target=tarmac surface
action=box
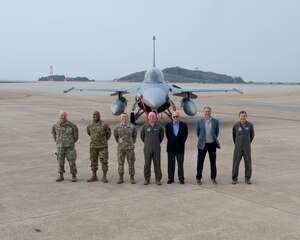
[0,86,300,240]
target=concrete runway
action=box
[0,88,299,240]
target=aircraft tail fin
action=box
[153,36,156,68]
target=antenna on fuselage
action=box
[153,35,156,68]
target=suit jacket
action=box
[165,121,188,153]
[196,118,220,150]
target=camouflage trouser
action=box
[90,147,109,172]
[56,147,77,174]
[117,148,135,176]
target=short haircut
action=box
[239,110,247,116]
[60,110,67,116]
[172,111,180,116]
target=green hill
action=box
[38,75,95,82]
[115,67,244,83]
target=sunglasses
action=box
[172,116,179,118]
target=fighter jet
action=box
[64,36,242,123]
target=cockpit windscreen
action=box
[144,69,164,83]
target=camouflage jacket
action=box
[113,123,137,150]
[52,120,78,147]
[87,120,111,148]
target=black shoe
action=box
[179,180,184,184]
[196,179,202,185]
[211,179,217,185]
[167,180,174,184]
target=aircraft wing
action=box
[170,84,243,99]
[63,86,140,96]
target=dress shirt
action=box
[173,122,179,136]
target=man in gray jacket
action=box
[232,110,254,184]
[196,106,220,185]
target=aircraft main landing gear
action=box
[130,112,136,124]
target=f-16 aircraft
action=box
[64,36,242,123]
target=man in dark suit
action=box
[165,111,188,184]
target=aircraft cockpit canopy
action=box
[144,69,164,83]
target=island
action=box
[38,75,95,82]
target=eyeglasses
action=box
[172,116,179,118]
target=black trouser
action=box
[167,152,184,181]
[196,142,217,180]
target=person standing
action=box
[52,111,79,182]
[140,112,164,185]
[232,110,255,184]
[87,111,111,183]
[113,113,137,184]
[165,111,188,184]
[196,106,220,185]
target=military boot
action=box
[87,169,98,182]
[117,175,124,184]
[102,171,108,183]
[71,174,77,182]
[56,173,64,182]
[130,175,136,184]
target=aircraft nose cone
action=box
[142,88,166,108]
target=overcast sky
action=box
[0,0,299,82]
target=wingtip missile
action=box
[63,87,75,94]
[233,88,244,94]
[172,84,182,89]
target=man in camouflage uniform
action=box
[52,111,78,182]
[87,111,111,183]
[140,112,164,186]
[113,113,137,184]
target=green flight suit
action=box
[140,123,164,181]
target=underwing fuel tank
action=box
[111,99,126,116]
[182,98,197,116]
